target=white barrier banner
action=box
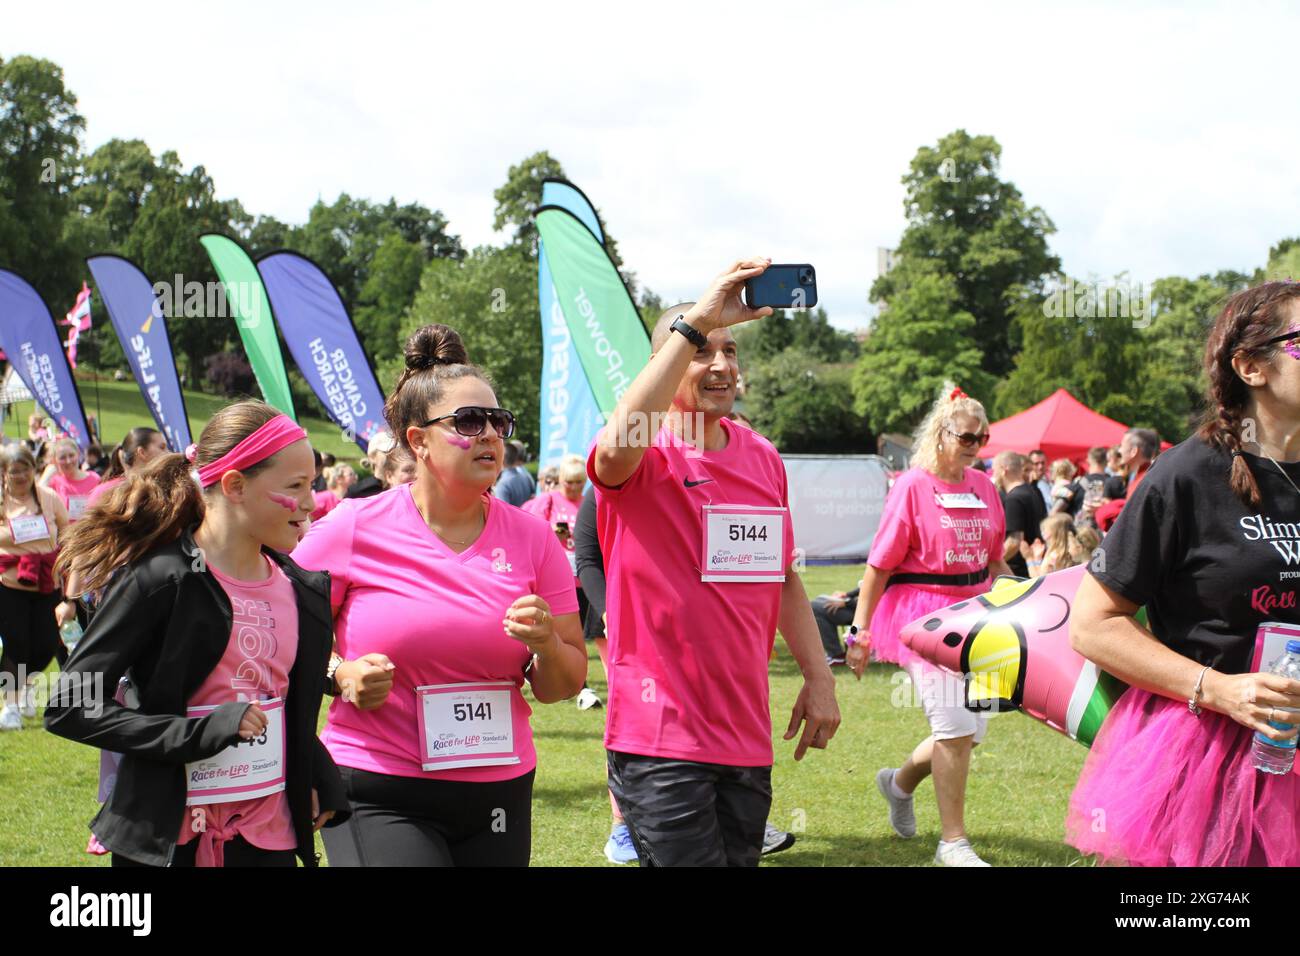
[781,455,892,561]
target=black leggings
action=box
[0,584,61,682]
[322,766,535,867]
[111,836,297,868]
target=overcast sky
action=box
[7,0,1296,330]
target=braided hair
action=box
[1197,281,1300,506]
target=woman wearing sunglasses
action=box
[846,385,1012,867]
[292,323,586,866]
[1069,282,1300,866]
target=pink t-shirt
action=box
[532,490,582,583]
[86,475,123,508]
[531,490,580,526]
[48,471,100,521]
[311,489,339,521]
[178,555,299,854]
[867,466,1006,590]
[291,484,579,782]
[588,417,796,767]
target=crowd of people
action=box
[4,264,1300,869]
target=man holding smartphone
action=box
[588,256,840,866]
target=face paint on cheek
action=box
[444,433,473,450]
[267,491,298,511]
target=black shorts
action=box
[322,765,535,867]
[0,584,60,675]
[606,750,772,867]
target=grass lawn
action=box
[4,373,366,469]
[0,566,1091,867]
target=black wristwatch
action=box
[670,315,708,348]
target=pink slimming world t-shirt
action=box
[867,466,1006,589]
[291,484,579,782]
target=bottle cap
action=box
[1287,640,1300,655]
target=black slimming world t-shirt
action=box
[1092,437,1300,674]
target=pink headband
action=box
[186,414,308,488]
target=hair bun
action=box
[406,324,468,371]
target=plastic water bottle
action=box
[1253,639,1300,774]
[59,619,83,653]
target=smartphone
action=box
[744,264,817,310]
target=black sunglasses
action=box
[421,406,516,439]
[944,426,990,448]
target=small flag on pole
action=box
[65,282,92,331]
[63,282,92,369]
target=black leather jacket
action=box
[45,527,349,866]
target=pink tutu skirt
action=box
[869,582,987,667]
[1067,687,1300,867]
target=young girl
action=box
[44,437,101,521]
[45,400,350,867]
[87,426,168,507]
[1028,513,1079,577]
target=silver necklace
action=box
[1261,448,1300,498]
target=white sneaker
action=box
[0,704,22,731]
[761,822,796,855]
[876,768,916,838]
[576,687,603,711]
[19,684,37,718]
[935,838,991,867]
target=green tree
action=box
[355,231,425,363]
[494,151,568,254]
[1137,272,1247,441]
[493,150,638,296]
[0,55,85,305]
[121,150,245,377]
[393,246,541,450]
[294,194,463,310]
[853,265,995,435]
[994,275,1144,424]
[1265,238,1300,283]
[66,138,156,252]
[737,307,856,364]
[744,349,869,453]
[872,130,1059,378]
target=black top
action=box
[573,485,606,640]
[344,475,384,499]
[1003,482,1048,577]
[44,529,350,867]
[1093,437,1300,674]
[1103,474,1127,500]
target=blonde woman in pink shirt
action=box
[293,324,587,867]
[45,438,100,522]
[847,385,1012,867]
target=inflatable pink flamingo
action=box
[899,564,1128,746]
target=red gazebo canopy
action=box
[985,388,1150,463]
